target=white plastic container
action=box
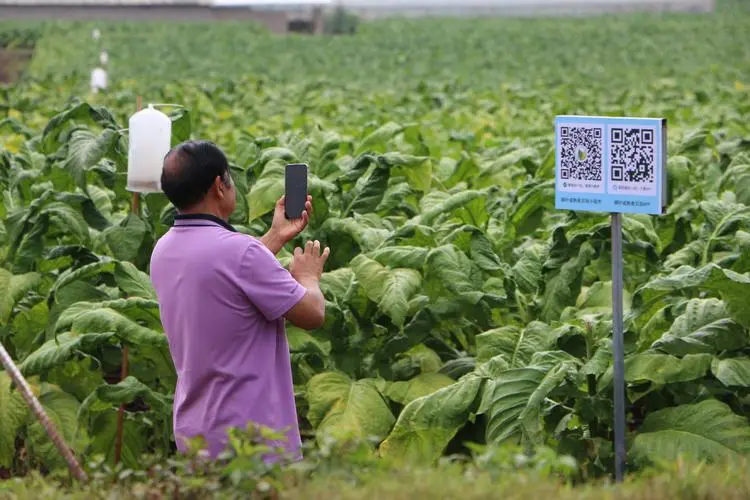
[90,67,107,93]
[126,104,172,193]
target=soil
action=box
[0,48,33,83]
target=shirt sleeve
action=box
[237,238,306,321]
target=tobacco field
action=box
[1,0,750,488]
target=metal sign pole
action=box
[0,341,88,482]
[611,212,625,482]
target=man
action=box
[149,140,329,461]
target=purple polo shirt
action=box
[149,214,306,460]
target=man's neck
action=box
[177,205,226,221]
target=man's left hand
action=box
[260,195,313,255]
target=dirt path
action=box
[0,48,33,83]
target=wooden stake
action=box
[0,342,88,482]
[114,96,142,466]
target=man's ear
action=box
[214,176,224,200]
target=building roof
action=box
[214,0,330,4]
[0,0,330,5]
[0,0,204,4]
[212,0,330,6]
[338,0,707,5]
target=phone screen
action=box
[285,163,308,219]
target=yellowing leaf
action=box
[350,254,421,326]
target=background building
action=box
[0,0,716,32]
[0,0,330,34]
[335,0,715,19]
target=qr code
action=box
[609,127,655,183]
[559,126,603,181]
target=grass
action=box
[2,458,750,500]
[287,461,750,500]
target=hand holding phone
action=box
[285,163,308,220]
[263,191,313,254]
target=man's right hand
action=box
[290,240,330,285]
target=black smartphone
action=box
[284,163,308,219]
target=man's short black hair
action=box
[161,140,232,211]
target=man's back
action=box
[150,215,305,459]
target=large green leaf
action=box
[380,153,432,192]
[169,107,191,144]
[0,269,41,325]
[55,306,165,346]
[350,254,421,326]
[247,159,286,222]
[376,182,413,213]
[417,190,483,227]
[257,147,297,167]
[385,373,455,406]
[0,372,28,467]
[40,202,90,244]
[581,338,612,380]
[63,128,119,193]
[79,376,172,419]
[444,153,479,189]
[369,246,429,269]
[19,331,116,377]
[474,354,511,379]
[88,410,147,469]
[711,357,750,388]
[41,102,118,153]
[319,268,356,301]
[464,228,504,272]
[0,117,34,137]
[478,366,568,445]
[475,322,557,366]
[509,180,554,237]
[103,215,149,263]
[698,200,750,264]
[624,352,712,385]
[720,164,750,206]
[354,122,404,155]
[306,372,394,444]
[322,216,393,252]
[651,298,747,355]
[58,297,159,318]
[346,163,390,215]
[11,301,49,358]
[287,325,330,357]
[317,379,394,443]
[114,261,158,300]
[634,264,750,328]
[632,399,750,464]
[306,371,352,427]
[518,361,575,444]
[541,243,596,322]
[88,185,114,218]
[27,384,88,471]
[379,374,483,464]
[510,242,546,294]
[425,245,484,304]
[575,281,632,316]
[49,259,116,302]
[393,344,443,374]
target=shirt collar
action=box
[173,213,237,232]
